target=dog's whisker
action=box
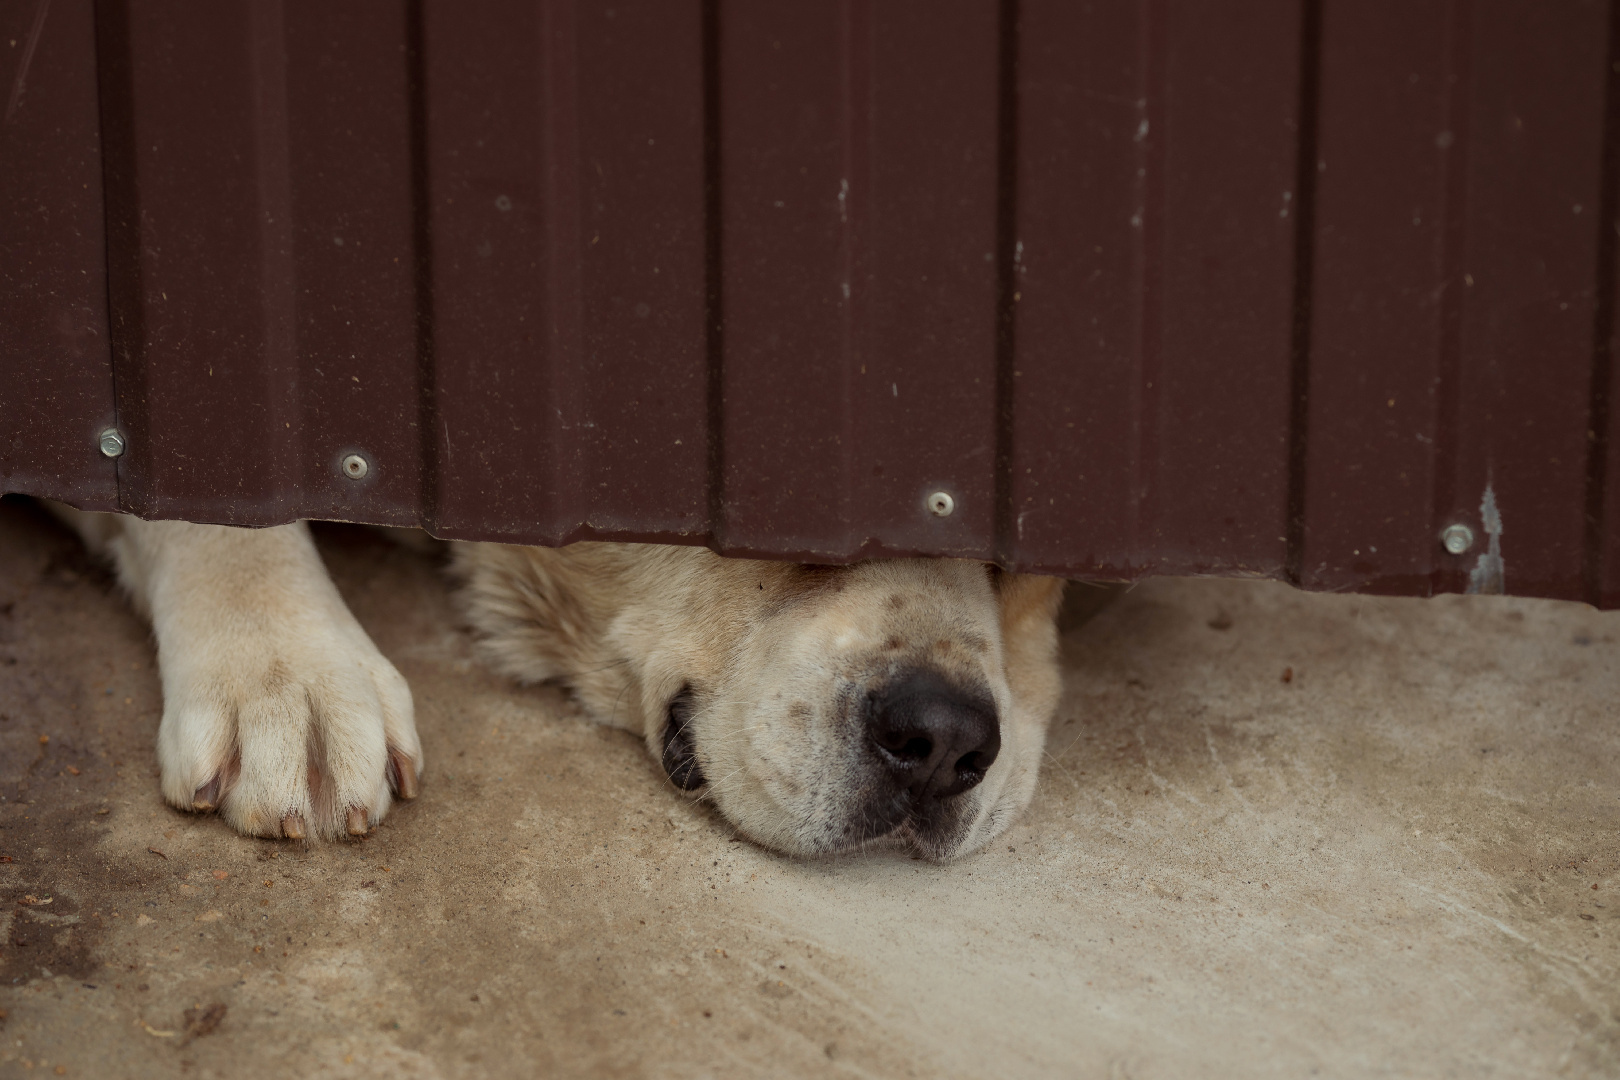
[701,764,750,795]
[567,656,632,678]
[1042,749,1082,790]
[605,675,637,731]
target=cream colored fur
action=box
[454,543,1065,858]
[49,505,1065,859]
[47,505,421,840]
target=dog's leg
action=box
[46,503,422,839]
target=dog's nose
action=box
[868,672,1000,801]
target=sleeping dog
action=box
[48,506,1066,860]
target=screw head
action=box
[1440,523,1474,555]
[927,491,955,517]
[341,453,369,480]
[98,428,126,459]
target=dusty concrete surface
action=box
[0,494,1616,1079]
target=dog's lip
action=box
[881,786,986,860]
[828,791,961,858]
[893,820,977,861]
[829,816,962,862]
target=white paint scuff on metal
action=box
[1467,484,1506,595]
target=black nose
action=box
[868,672,1000,801]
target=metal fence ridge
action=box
[4,0,1619,608]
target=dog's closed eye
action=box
[660,686,706,791]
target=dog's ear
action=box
[995,573,1066,680]
[993,572,1067,740]
[992,570,1066,632]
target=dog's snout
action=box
[869,672,1000,801]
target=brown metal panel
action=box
[1300,1,1450,597]
[98,0,421,526]
[1600,346,1620,608]
[1010,0,1302,579]
[1446,1,1608,603]
[717,0,1000,561]
[280,2,422,527]
[1602,8,1620,613]
[1008,0,1145,577]
[1596,0,1620,613]
[6,0,1617,608]
[1304,0,1609,604]
[1149,2,1301,576]
[98,0,298,522]
[421,0,708,544]
[0,0,118,509]
[1603,305,1620,606]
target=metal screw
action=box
[1440,523,1474,555]
[341,453,369,480]
[98,428,126,459]
[927,491,955,517]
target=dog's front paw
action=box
[157,611,420,840]
[136,524,422,840]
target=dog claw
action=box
[346,806,369,835]
[386,747,419,800]
[280,812,306,840]
[192,775,222,812]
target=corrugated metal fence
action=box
[4,0,1619,607]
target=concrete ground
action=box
[0,495,1615,1079]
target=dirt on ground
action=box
[0,495,1616,1078]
